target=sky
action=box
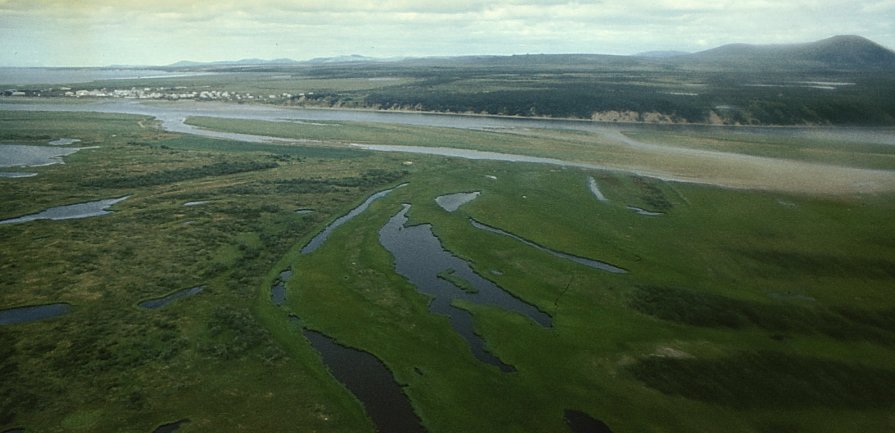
[1,0,894,67]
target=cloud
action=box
[1,0,893,66]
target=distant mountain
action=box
[686,35,895,69]
[305,54,381,64]
[634,50,689,58]
[167,58,299,68]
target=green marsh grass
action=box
[3,108,895,433]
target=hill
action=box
[686,35,895,70]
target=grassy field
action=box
[2,107,895,433]
[0,110,406,432]
[286,162,895,432]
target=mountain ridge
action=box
[685,35,895,69]
[160,35,894,70]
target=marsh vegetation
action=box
[1,85,894,433]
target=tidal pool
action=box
[138,286,204,309]
[0,196,128,225]
[469,219,627,273]
[0,144,80,167]
[564,410,613,433]
[301,326,426,433]
[379,204,551,371]
[435,191,480,212]
[301,184,406,254]
[0,303,71,325]
[270,270,293,306]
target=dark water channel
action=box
[379,204,551,371]
[301,185,405,254]
[138,286,204,309]
[270,270,292,306]
[469,219,627,274]
[297,324,426,433]
[151,419,190,433]
[564,410,614,433]
[0,303,71,325]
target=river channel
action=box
[3,100,893,146]
[4,100,894,194]
[379,204,551,371]
[301,327,426,433]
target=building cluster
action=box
[2,87,314,102]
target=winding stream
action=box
[469,219,627,274]
[301,328,426,433]
[270,270,292,306]
[379,204,551,371]
[301,185,405,254]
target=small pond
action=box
[301,184,405,254]
[379,204,551,371]
[183,201,208,207]
[564,410,613,433]
[0,196,129,225]
[0,144,80,167]
[0,303,71,325]
[435,191,480,212]
[469,219,627,274]
[151,419,190,433]
[300,325,426,433]
[270,270,293,306]
[138,286,204,309]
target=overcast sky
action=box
[1,0,894,67]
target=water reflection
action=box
[0,196,128,225]
[301,185,405,254]
[379,204,551,371]
[0,303,71,325]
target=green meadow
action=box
[2,108,895,433]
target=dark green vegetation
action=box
[12,37,894,126]
[24,36,885,126]
[0,111,404,432]
[2,105,895,433]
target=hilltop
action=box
[685,35,895,70]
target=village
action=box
[1,86,312,102]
